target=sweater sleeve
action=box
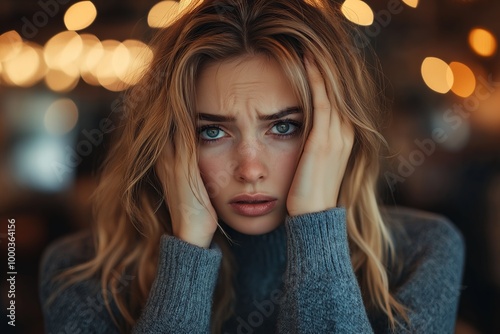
[276,207,373,333]
[39,234,222,334]
[276,207,465,334]
[385,211,466,333]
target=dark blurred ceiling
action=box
[0,0,499,44]
[0,0,498,98]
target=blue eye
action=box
[198,126,226,141]
[270,120,302,137]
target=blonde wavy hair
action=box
[53,0,409,332]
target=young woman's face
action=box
[196,54,303,235]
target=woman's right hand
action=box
[155,135,218,249]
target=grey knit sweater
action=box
[39,207,465,333]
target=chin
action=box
[221,212,284,235]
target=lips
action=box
[229,194,278,217]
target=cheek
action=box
[198,153,233,199]
[198,156,218,185]
[270,144,302,184]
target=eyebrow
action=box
[197,107,302,122]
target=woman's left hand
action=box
[286,53,355,217]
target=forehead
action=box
[195,54,298,116]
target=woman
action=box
[39,0,465,333]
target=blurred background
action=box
[0,0,498,333]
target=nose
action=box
[233,140,267,183]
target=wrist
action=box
[175,230,213,249]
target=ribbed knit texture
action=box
[219,221,287,333]
[133,235,222,333]
[39,207,465,333]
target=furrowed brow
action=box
[197,107,302,122]
[258,107,302,121]
[197,113,236,122]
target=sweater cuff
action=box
[284,207,353,279]
[143,234,222,323]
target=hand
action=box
[155,133,218,248]
[286,53,355,216]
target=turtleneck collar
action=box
[216,219,287,270]
[218,219,288,317]
[218,220,287,247]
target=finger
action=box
[174,132,207,202]
[328,103,352,148]
[302,54,353,151]
[304,53,331,135]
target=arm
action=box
[277,207,374,334]
[276,207,465,334]
[39,234,222,334]
[133,235,222,333]
[387,214,465,333]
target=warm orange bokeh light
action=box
[2,42,46,87]
[449,62,476,98]
[421,57,454,94]
[148,1,181,28]
[341,0,374,26]
[0,30,23,62]
[115,40,153,85]
[64,1,97,31]
[44,31,83,70]
[402,0,418,8]
[45,66,80,92]
[92,40,129,91]
[469,28,497,57]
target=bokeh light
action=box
[82,37,104,86]
[449,61,476,98]
[341,0,374,26]
[26,42,48,86]
[115,40,153,85]
[111,43,131,82]
[0,30,23,62]
[469,28,497,57]
[402,0,419,8]
[64,1,97,31]
[148,1,181,28]
[13,138,72,191]
[75,34,100,84]
[421,57,454,94]
[44,31,84,70]
[44,98,79,135]
[45,66,80,93]
[92,39,128,91]
[178,0,198,13]
[2,42,46,87]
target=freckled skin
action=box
[196,55,303,235]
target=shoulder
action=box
[380,206,465,282]
[39,232,126,332]
[39,230,95,290]
[381,205,465,253]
